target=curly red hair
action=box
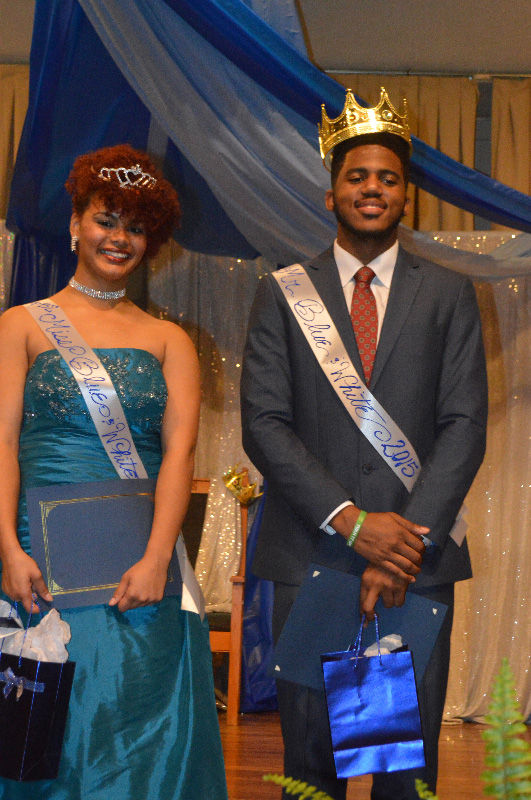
[65,144,181,258]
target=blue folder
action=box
[27,478,182,609]
[272,564,448,690]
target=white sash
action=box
[25,298,205,615]
[272,265,466,546]
[26,299,148,480]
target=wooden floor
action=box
[219,711,531,799]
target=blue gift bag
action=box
[321,617,425,778]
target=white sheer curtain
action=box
[432,232,530,723]
[148,244,272,611]
[0,221,14,311]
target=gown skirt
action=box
[0,348,228,800]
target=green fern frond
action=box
[263,773,334,799]
[481,659,531,799]
[415,778,439,798]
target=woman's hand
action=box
[109,554,170,612]
[1,546,53,613]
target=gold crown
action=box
[222,466,262,507]
[318,87,411,170]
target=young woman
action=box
[0,144,227,799]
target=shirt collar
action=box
[333,239,399,289]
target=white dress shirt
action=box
[320,239,398,534]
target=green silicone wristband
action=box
[347,510,367,548]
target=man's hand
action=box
[331,506,427,582]
[360,564,409,622]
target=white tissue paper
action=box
[0,601,71,663]
[363,633,404,657]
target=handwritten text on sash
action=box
[27,300,141,479]
[274,266,421,486]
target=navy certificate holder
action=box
[321,616,425,778]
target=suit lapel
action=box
[370,246,424,388]
[305,248,365,377]
[301,245,424,389]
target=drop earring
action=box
[71,235,79,253]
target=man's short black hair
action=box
[330,132,410,188]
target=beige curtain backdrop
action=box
[491,78,531,232]
[331,75,478,231]
[0,65,29,219]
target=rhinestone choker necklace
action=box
[69,277,126,300]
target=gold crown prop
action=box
[222,466,262,507]
[97,164,157,189]
[318,87,411,170]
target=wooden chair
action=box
[182,473,249,725]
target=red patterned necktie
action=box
[350,266,378,385]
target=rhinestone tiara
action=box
[318,87,411,170]
[97,164,157,189]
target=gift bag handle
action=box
[0,602,20,659]
[0,601,42,667]
[17,603,39,668]
[348,614,381,664]
[0,601,48,716]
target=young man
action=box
[241,88,488,800]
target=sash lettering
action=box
[273,267,421,490]
[25,300,148,480]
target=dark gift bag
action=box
[321,617,425,779]
[0,643,75,781]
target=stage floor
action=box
[219,711,531,799]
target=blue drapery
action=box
[7,0,531,304]
[163,0,531,231]
[240,489,278,713]
[7,0,266,303]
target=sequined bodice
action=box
[23,348,167,434]
[18,349,167,551]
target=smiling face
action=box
[325,143,410,261]
[70,196,147,289]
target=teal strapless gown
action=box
[0,349,228,800]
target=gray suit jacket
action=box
[241,245,488,588]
